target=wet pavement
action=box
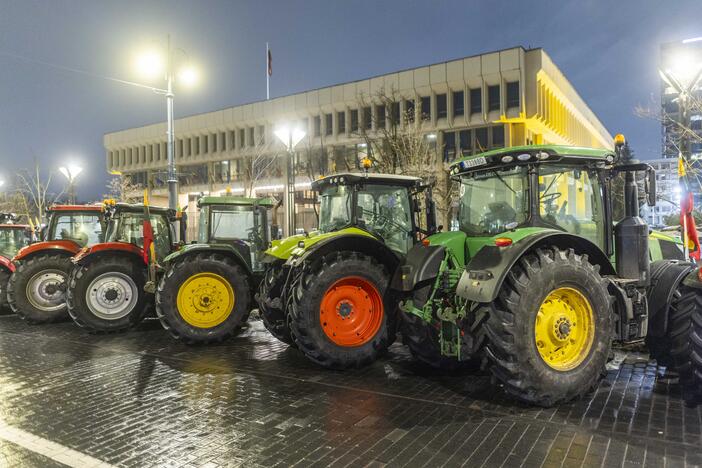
[0,313,700,468]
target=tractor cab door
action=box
[48,211,104,247]
[151,215,173,261]
[355,185,414,254]
[537,165,606,252]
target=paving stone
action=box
[0,316,700,467]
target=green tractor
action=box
[395,143,702,406]
[155,196,274,343]
[258,172,436,369]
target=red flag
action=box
[142,190,154,265]
[267,48,272,76]
[680,192,700,260]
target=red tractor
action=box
[0,214,33,310]
[66,202,178,332]
[8,205,105,323]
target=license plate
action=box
[462,156,487,168]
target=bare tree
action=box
[15,160,64,226]
[104,175,141,203]
[356,87,455,227]
[238,134,281,197]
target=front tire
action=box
[258,264,295,345]
[289,251,396,369]
[66,256,149,333]
[666,286,702,404]
[482,247,612,406]
[156,253,251,344]
[7,254,72,324]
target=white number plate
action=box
[463,156,487,168]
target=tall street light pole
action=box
[274,125,306,236]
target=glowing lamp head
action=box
[135,49,164,79]
[177,66,199,87]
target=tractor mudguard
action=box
[73,242,145,266]
[456,231,615,303]
[288,234,400,272]
[0,256,15,273]
[647,260,696,338]
[13,240,82,262]
[682,266,702,290]
[391,243,445,292]
[163,243,252,274]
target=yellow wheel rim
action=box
[534,287,594,372]
[176,272,235,329]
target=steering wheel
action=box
[540,192,562,205]
[360,208,405,233]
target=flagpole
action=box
[266,42,270,100]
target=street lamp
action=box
[134,36,199,213]
[58,165,83,204]
[274,125,306,236]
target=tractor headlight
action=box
[536,151,549,160]
[501,155,514,163]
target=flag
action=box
[142,190,154,265]
[680,192,700,261]
[267,48,272,76]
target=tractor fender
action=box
[72,242,145,266]
[390,243,445,292]
[12,240,82,263]
[682,266,702,290]
[457,232,615,303]
[0,256,15,273]
[163,244,252,274]
[646,260,696,338]
[288,234,401,273]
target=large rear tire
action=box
[156,253,251,344]
[66,256,149,333]
[7,254,72,324]
[289,251,396,369]
[666,286,702,404]
[482,247,612,406]
[258,264,295,345]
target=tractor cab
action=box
[195,196,274,273]
[101,203,176,262]
[311,173,435,255]
[0,215,33,260]
[42,205,105,247]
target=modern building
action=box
[104,46,613,235]
[642,158,680,227]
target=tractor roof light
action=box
[536,151,549,160]
[501,155,514,163]
[517,153,531,161]
[614,133,626,148]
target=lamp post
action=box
[274,125,306,236]
[58,165,83,204]
[134,36,199,212]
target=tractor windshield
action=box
[319,185,353,233]
[459,167,529,236]
[48,213,103,247]
[106,212,172,260]
[0,228,31,258]
[207,205,265,245]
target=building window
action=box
[314,115,321,137]
[337,111,346,134]
[325,113,333,135]
[443,131,456,162]
[453,91,464,117]
[390,102,400,125]
[258,126,265,145]
[459,129,470,153]
[202,135,208,154]
[405,99,415,123]
[492,125,505,148]
[420,96,431,120]
[506,81,520,109]
[470,88,482,114]
[436,93,447,119]
[239,129,245,149]
[350,109,359,132]
[487,85,500,112]
[220,132,226,151]
[475,127,488,151]
[376,105,385,129]
[192,138,199,156]
[363,106,372,130]
[248,127,255,147]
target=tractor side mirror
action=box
[647,168,656,207]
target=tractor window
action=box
[356,185,413,253]
[108,213,172,260]
[459,167,529,236]
[50,213,103,247]
[0,228,31,258]
[319,185,352,233]
[210,206,258,242]
[538,166,604,247]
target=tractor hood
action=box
[265,227,376,261]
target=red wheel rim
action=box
[319,276,384,347]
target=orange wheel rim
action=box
[319,276,384,347]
